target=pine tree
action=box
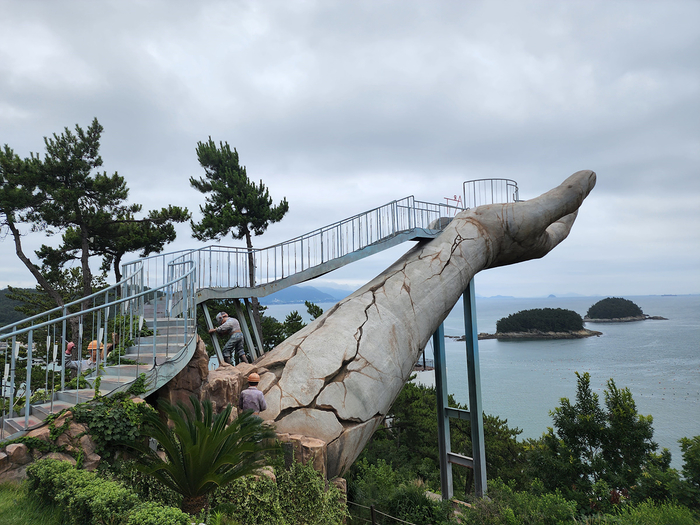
[1,119,189,304]
[190,139,289,344]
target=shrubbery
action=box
[496,307,583,333]
[211,460,347,525]
[71,390,155,458]
[586,297,643,319]
[349,459,457,524]
[461,479,576,525]
[25,458,190,525]
[124,502,191,525]
[25,457,347,525]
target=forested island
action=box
[584,297,667,322]
[477,307,602,340]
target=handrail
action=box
[0,256,197,437]
[122,196,463,292]
[0,264,145,336]
[463,178,519,209]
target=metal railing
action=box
[122,196,462,293]
[0,183,516,436]
[463,179,519,209]
[0,258,197,436]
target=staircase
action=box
[1,316,192,438]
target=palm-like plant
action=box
[129,396,277,515]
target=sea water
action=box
[264,295,700,468]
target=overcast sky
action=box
[1,0,698,298]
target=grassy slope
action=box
[0,483,62,525]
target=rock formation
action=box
[245,170,597,478]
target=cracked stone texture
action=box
[274,408,344,443]
[258,171,596,478]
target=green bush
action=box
[598,499,698,525]
[277,461,347,525]
[26,457,75,503]
[462,479,576,525]
[99,459,181,508]
[496,308,583,333]
[211,474,284,525]
[71,392,155,457]
[124,502,191,525]
[26,458,161,525]
[212,461,347,525]
[586,297,643,319]
[50,467,138,525]
[384,483,456,525]
[348,458,457,524]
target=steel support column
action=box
[243,298,264,359]
[233,299,257,361]
[434,278,487,499]
[201,303,225,365]
[463,279,487,498]
[433,322,453,498]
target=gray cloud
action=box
[1,0,698,296]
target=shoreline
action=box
[447,329,603,341]
[584,314,667,323]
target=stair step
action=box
[31,400,74,419]
[97,364,148,378]
[133,334,188,344]
[121,353,172,365]
[92,375,133,391]
[55,389,96,404]
[2,414,43,434]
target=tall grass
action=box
[0,482,63,525]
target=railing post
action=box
[9,333,16,419]
[151,292,158,369]
[25,330,32,430]
[61,308,67,391]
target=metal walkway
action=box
[0,194,464,439]
[121,195,463,301]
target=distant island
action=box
[468,307,602,340]
[584,297,667,322]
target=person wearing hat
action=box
[64,341,96,372]
[208,312,249,365]
[238,372,267,415]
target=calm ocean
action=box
[264,294,700,469]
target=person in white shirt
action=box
[208,312,248,365]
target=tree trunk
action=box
[181,494,208,516]
[114,253,123,283]
[80,225,93,301]
[8,219,65,309]
[8,218,81,344]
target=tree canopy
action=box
[190,139,289,342]
[496,307,583,333]
[0,119,189,309]
[527,372,658,510]
[586,297,644,319]
[189,139,289,245]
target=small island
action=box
[462,307,602,340]
[584,297,667,322]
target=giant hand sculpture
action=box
[254,170,596,478]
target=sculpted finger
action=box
[510,170,596,242]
